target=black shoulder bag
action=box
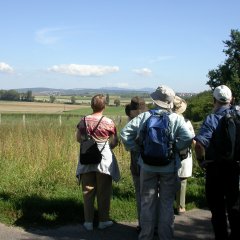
[80,116,107,165]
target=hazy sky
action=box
[0,0,239,93]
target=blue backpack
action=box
[140,110,175,166]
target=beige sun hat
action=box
[150,85,175,109]
[173,96,187,114]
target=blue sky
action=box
[0,0,239,93]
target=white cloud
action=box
[133,68,152,77]
[48,64,120,76]
[0,62,14,73]
[35,27,63,45]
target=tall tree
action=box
[24,90,34,102]
[49,95,56,103]
[114,98,120,107]
[71,96,76,104]
[207,29,240,103]
[106,93,110,105]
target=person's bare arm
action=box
[109,134,119,149]
[195,141,206,168]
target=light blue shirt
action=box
[120,109,194,173]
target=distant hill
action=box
[14,87,154,96]
[13,87,196,98]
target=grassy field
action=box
[34,95,152,106]
[0,102,206,228]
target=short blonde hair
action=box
[91,94,106,112]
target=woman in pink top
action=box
[76,94,120,231]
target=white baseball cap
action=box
[213,85,232,103]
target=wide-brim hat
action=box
[173,96,187,114]
[150,85,175,109]
[129,96,148,118]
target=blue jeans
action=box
[139,170,180,240]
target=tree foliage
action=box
[49,95,56,103]
[70,96,76,104]
[184,91,213,122]
[207,29,240,103]
[106,94,110,105]
[0,90,20,101]
[114,98,120,107]
[21,90,34,102]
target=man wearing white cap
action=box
[195,85,240,240]
[121,85,193,240]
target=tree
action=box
[0,90,20,101]
[114,98,120,107]
[71,96,76,104]
[184,91,213,122]
[49,95,56,103]
[21,90,34,102]
[26,90,34,102]
[207,29,240,103]
[106,93,110,105]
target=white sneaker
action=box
[83,222,93,231]
[98,221,113,229]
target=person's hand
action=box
[198,158,214,170]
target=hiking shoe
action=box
[98,221,113,229]
[83,222,93,231]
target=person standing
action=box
[76,94,120,231]
[173,96,195,214]
[124,96,148,232]
[121,85,194,240]
[194,85,240,240]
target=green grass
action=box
[67,105,126,117]
[0,115,206,228]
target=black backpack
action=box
[80,116,107,165]
[214,106,240,165]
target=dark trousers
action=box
[205,162,239,240]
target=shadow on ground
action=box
[0,192,84,227]
[17,210,214,240]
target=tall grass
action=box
[0,115,206,228]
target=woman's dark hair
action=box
[91,94,106,112]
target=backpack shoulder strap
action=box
[84,116,104,135]
[149,109,170,116]
[92,116,104,133]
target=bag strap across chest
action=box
[83,116,104,137]
[83,116,108,152]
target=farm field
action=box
[0,101,128,122]
[0,101,84,113]
[34,95,152,106]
